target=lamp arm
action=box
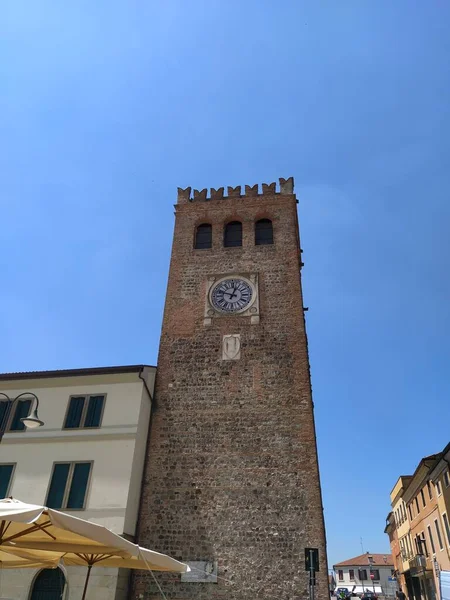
[12,392,39,408]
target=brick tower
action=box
[134,178,328,599]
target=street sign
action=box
[305,548,319,572]
[388,577,397,582]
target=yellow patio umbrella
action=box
[0,498,189,600]
[0,545,59,569]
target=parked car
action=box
[361,592,378,600]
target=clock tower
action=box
[134,178,328,599]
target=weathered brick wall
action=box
[132,179,328,600]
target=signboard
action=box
[305,548,319,572]
[181,561,218,583]
[388,577,397,582]
[440,570,450,600]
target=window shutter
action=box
[84,396,104,428]
[224,222,242,247]
[10,400,32,431]
[64,397,85,429]
[46,464,70,509]
[67,463,91,509]
[195,224,212,249]
[0,465,14,497]
[255,219,273,245]
[0,402,9,429]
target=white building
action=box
[0,365,155,600]
[333,553,397,596]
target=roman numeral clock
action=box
[204,273,260,326]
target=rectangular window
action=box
[427,481,433,500]
[428,525,436,554]
[408,534,413,556]
[435,519,444,550]
[444,472,450,488]
[421,489,426,508]
[0,399,32,432]
[359,569,367,580]
[338,570,343,581]
[436,481,442,496]
[415,497,420,514]
[63,395,105,429]
[442,513,450,547]
[372,570,380,581]
[0,464,15,497]
[46,462,92,510]
[409,504,413,520]
[420,533,429,557]
[349,570,355,580]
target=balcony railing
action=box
[409,554,428,571]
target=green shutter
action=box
[64,397,85,429]
[84,396,104,428]
[67,463,91,509]
[46,464,70,509]
[10,400,32,431]
[0,465,14,498]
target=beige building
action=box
[333,553,396,596]
[390,475,414,589]
[0,365,155,600]
[386,444,450,600]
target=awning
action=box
[340,585,383,594]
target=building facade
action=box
[386,444,450,600]
[333,553,396,596]
[389,476,414,592]
[385,512,400,590]
[133,178,329,600]
[0,365,155,600]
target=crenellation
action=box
[279,176,294,194]
[193,188,208,201]
[177,186,192,203]
[176,178,295,203]
[245,184,259,196]
[227,185,242,197]
[262,182,276,195]
[210,187,224,200]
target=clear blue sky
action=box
[2,0,450,569]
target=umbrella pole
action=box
[81,564,93,600]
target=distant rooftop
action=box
[334,553,394,568]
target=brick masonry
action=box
[132,178,328,599]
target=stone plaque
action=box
[222,334,241,360]
[180,560,218,583]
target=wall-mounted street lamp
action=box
[0,392,44,443]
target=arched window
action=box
[31,568,66,600]
[224,221,242,247]
[255,219,273,245]
[195,224,212,249]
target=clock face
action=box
[211,278,253,313]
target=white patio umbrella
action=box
[0,498,189,600]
